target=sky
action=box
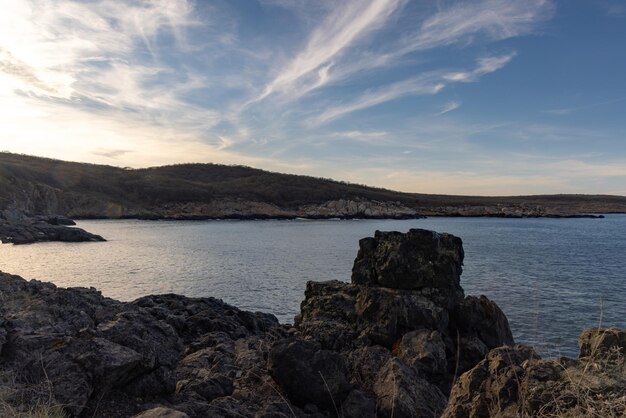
[0,0,625,196]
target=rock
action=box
[0,273,181,416]
[175,343,235,402]
[451,295,514,376]
[0,210,104,244]
[454,296,514,348]
[340,389,377,418]
[133,294,280,344]
[395,329,447,378]
[352,229,464,292]
[443,345,539,418]
[0,320,6,355]
[579,327,626,359]
[75,337,144,389]
[8,228,613,418]
[268,339,352,410]
[355,286,449,347]
[132,407,190,418]
[373,358,447,418]
[296,228,513,397]
[295,280,359,350]
[297,198,420,219]
[443,329,626,418]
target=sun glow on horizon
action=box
[1,0,625,195]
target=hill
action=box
[1,152,625,219]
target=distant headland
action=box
[1,152,625,221]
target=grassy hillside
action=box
[1,152,625,217]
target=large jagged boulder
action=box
[297,228,513,398]
[352,229,464,293]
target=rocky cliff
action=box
[0,229,623,417]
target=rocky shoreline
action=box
[101,198,609,221]
[1,228,624,417]
[0,209,105,245]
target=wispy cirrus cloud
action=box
[250,0,551,107]
[544,97,625,115]
[252,0,406,103]
[6,0,620,197]
[436,101,462,116]
[310,52,515,125]
[0,0,233,163]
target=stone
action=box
[579,327,626,359]
[295,280,359,350]
[355,286,448,347]
[268,339,352,409]
[395,329,447,378]
[0,210,104,244]
[132,407,190,418]
[351,229,464,291]
[6,228,616,418]
[346,345,394,393]
[340,389,377,418]
[442,345,540,418]
[76,337,143,389]
[373,358,447,418]
[454,295,514,349]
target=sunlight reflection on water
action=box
[1,215,625,358]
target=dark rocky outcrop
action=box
[1,228,623,417]
[442,332,626,418]
[0,209,104,244]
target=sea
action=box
[1,215,625,358]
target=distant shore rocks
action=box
[130,200,606,221]
[0,209,105,244]
[0,228,623,417]
[297,198,419,219]
[135,198,422,220]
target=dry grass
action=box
[507,338,625,417]
[0,366,66,418]
[535,337,626,418]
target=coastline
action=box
[1,228,624,417]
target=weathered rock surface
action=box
[136,198,422,220]
[297,198,419,219]
[0,209,104,244]
[296,229,512,398]
[442,335,626,418]
[0,271,282,417]
[1,228,623,417]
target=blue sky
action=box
[0,0,625,195]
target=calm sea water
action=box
[1,216,624,358]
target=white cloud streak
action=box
[0,0,253,168]
[253,0,406,102]
[311,53,515,125]
[251,0,551,105]
[436,101,462,116]
[544,97,625,115]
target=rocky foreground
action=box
[0,209,105,244]
[0,229,624,417]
